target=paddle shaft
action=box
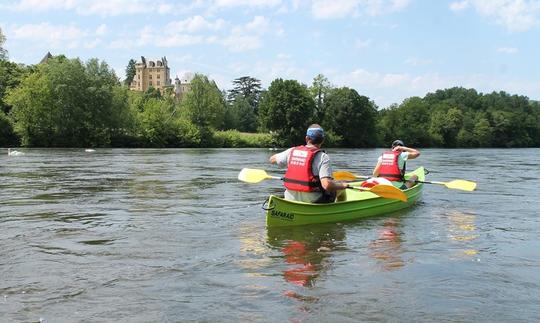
[332,170,476,191]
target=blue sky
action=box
[1,0,539,108]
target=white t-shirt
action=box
[274,146,333,203]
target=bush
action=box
[212,130,272,148]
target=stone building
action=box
[130,56,172,93]
[174,72,194,101]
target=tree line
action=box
[1,28,539,148]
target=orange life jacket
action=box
[378,150,404,181]
[283,145,321,192]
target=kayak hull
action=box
[265,167,425,227]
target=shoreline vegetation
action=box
[1,54,539,149]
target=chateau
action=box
[130,56,171,92]
[130,56,192,100]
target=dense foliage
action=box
[7,57,129,147]
[124,59,136,86]
[324,87,378,147]
[377,87,540,148]
[0,27,7,60]
[258,78,316,147]
[0,48,538,148]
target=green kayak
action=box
[264,167,425,227]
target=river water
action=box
[1,148,539,322]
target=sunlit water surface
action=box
[1,148,539,322]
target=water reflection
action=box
[447,211,479,257]
[267,224,346,289]
[369,218,405,271]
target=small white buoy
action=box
[85,149,96,152]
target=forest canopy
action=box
[1,52,539,148]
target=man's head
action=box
[391,139,404,148]
[306,124,325,145]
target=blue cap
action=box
[306,127,324,139]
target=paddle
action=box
[332,170,477,192]
[238,168,282,183]
[238,168,408,202]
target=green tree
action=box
[181,74,225,145]
[0,111,17,146]
[124,58,136,86]
[428,106,463,147]
[309,74,332,122]
[472,115,492,147]
[377,97,432,147]
[0,60,30,113]
[143,86,162,101]
[258,78,315,146]
[227,76,262,114]
[7,56,127,147]
[323,87,377,147]
[137,98,177,147]
[222,95,257,132]
[0,27,7,60]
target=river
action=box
[1,148,539,322]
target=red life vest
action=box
[283,145,322,192]
[378,150,404,181]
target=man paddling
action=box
[372,139,420,189]
[269,124,347,203]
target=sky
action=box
[1,0,540,108]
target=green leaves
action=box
[6,56,128,147]
[181,74,225,145]
[323,87,377,147]
[258,78,315,146]
[378,87,540,148]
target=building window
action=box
[149,81,153,86]
[157,81,160,86]
[149,74,152,79]
[157,74,160,79]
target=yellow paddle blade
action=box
[333,171,359,181]
[238,168,271,183]
[238,168,283,183]
[445,180,477,191]
[350,184,408,202]
[369,185,408,202]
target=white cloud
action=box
[221,34,262,52]
[329,68,452,106]
[405,57,433,66]
[450,0,469,11]
[497,46,519,53]
[311,0,412,19]
[167,16,227,33]
[8,23,86,43]
[363,0,413,16]
[220,16,275,52]
[108,15,273,52]
[355,38,372,49]
[454,0,540,32]
[311,0,359,19]
[327,66,540,107]
[81,1,148,16]
[95,24,107,36]
[84,39,102,49]
[6,0,189,16]
[245,16,271,31]
[213,0,282,8]
[9,0,77,11]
